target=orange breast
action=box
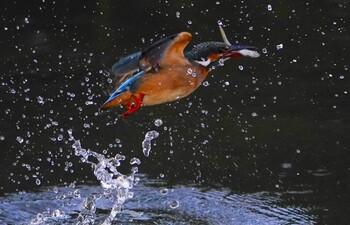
[102,64,209,109]
[100,90,133,109]
[136,65,209,106]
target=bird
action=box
[101,21,260,118]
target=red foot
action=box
[121,93,145,118]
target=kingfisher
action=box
[101,21,260,118]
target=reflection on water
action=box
[0,178,316,225]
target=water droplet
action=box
[262,48,267,54]
[218,58,225,66]
[131,166,138,173]
[276,44,284,50]
[154,119,163,127]
[73,189,81,198]
[281,163,292,169]
[142,131,159,157]
[16,136,24,143]
[267,4,273,11]
[34,213,44,222]
[36,178,41,185]
[36,96,45,105]
[57,134,63,141]
[187,20,192,25]
[53,186,59,193]
[160,188,168,195]
[51,209,63,218]
[130,157,141,165]
[0,135,5,141]
[251,112,258,117]
[238,65,244,70]
[24,17,29,24]
[186,68,193,75]
[145,131,159,140]
[175,11,180,18]
[170,200,180,209]
[202,81,210,87]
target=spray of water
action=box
[29,120,161,224]
[67,129,139,225]
[142,130,159,157]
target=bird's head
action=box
[186,21,260,68]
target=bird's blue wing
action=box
[110,32,192,89]
[102,70,145,106]
[110,52,142,88]
[112,52,141,76]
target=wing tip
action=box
[177,32,192,42]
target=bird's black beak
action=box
[218,20,260,58]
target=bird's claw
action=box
[121,93,145,118]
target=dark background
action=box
[0,0,349,223]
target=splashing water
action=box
[28,128,160,224]
[68,129,139,225]
[142,131,159,157]
[29,208,67,225]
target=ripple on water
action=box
[0,177,317,225]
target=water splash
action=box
[142,131,159,157]
[29,208,67,224]
[68,129,139,225]
[29,128,158,224]
[4,181,317,225]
